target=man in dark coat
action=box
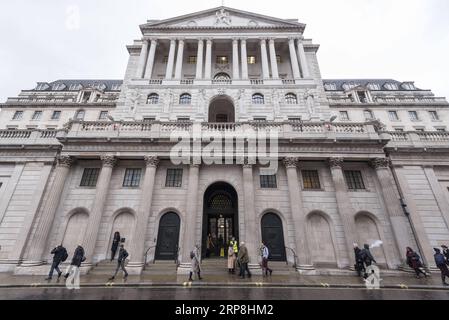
[109,243,129,281]
[64,245,86,279]
[45,245,67,280]
[361,244,377,267]
[442,245,449,262]
[110,232,121,261]
[353,244,365,277]
[237,242,251,279]
[434,248,449,286]
[406,247,427,278]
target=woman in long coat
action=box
[227,244,236,274]
[110,231,121,261]
[406,247,427,278]
[189,250,202,281]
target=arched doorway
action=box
[108,211,135,253]
[261,213,286,261]
[155,212,181,260]
[62,211,88,255]
[208,96,235,123]
[202,182,238,258]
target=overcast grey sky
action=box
[0,0,448,101]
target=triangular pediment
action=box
[141,6,305,30]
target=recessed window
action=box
[344,171,366,190]
[429,111,439,121]
[247,56,256,64]
[12,111,24,120]
[276,55,282,64]
[260,175,277,188]
[123,169,142,187]
[409,111,419,121]
[388,111,399,121]
[188,56,197,64]
[99,111,108,120]
[80,168,100,187]
[252,93,264,105]
[285,93,298,104]
[163,56,169,63]
[216,56,229,64]
[32,111,42,121]
[339,111,350,121]
[165,169,183,188]
[51,111,61,120]
[75,110,85,120]
[364,110,374,120]
[81,92,92,103]
[357,91,369,103]
[302,170,321,190]
[253,117,266,122]
[147,93,159,104]
[179,93,192,105]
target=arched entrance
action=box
[208,96,235,123]
[155,212,181,260]
[63,211,88,255]
[261,213,286,261]
[202,182,238,258]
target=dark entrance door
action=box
[261,213,286,261]
[155,212,180,260]
[202,183,238,259]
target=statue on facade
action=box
[215,8,232,26]
[271,89,281,118]
[305,90,316,116]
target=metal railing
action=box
[143,245,157,270]
[284,246,298,270]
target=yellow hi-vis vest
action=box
[231,240,238,253]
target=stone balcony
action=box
[383,131,449,149]
[328,96,448,106]
[0,129,62,146]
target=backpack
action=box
[435,253,445,266]
[61,248,68,262]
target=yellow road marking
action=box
[320,283,330,288]
[399,284,409,289]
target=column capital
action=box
[205,38,213,45]
[259,38,268,43]
[328,157,344,169]
[197,38,205,43]
[177,38,185,43]
[144,156,159,167]
[190,163,201,169]
[370,158,391,170]
[100,155,116,168]
[283,157,298,168]
[169,38,177,44]
[268,38,276,44]
[149,38,158,45]
[232,38,239,44]
[242,157,254,169]
[240,38,248,44]
[57,155,75,168]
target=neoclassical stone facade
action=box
[0,7,449,275]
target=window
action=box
[276,55,282,64]
[364,110,374,120]
[99,111,108,120]
[188,56,197,64]
[429,111,439,121]
[357,91,369,103]
[415,128,425,132]
[253,117,266,122]
[285,93,298,104]
[143,117,156,122]
[260,175,277,188]
[339,111,350,121]
[177,117,190,122]
[179,93,192,105]
[165,169,183,187]
[81,92,91,103]
[252,93,264,104]
[80,168,100,187]
[302,170,321,190]
[51,111,61,120]
[75,110,85,120]
[69,84,83,91]
[436,128,447,132]
[402,83,416,90]
[111,84,122,91]
[12,111,24,120]
[35,83,50,91]
[123,169,142,187]
[288,117,302,122]
[367,83,381,91]
[344,171,366,190]
[409,111,419,121]
[394,128,404,132]
[31,111,42,121]
[163,56,169,63]
[388,111,399,121]
[247,56,256,64]
[147,93,159,104]
[216,56,229,64]
[384,83,398,90]
[324,83,337,91]
[52,83,66,91]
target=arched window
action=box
[214,73,231,80]
[252,93,265,105]
[147,93,159,104]
[285,93,298,104]
[75,109,85,120]
[179,93,192,105]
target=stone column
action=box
[128,156,159,270]
[328,158,357,267]
[179,164,200,272]
[288,38,301,79]
[371,158,410,267]
[240,39,249,80]
[144,39,158,79]
[174,39,185,80]
[25,156,75,265]
[136,39,149,79]
[84,155,116,263]
[195,39,204,80]
[260,39,270,80]
[423,165,449,231]
[283,158,313,269]
[268,38,279,79]
[232,39,240,80]
[296,39,310,78]
[205,39,213,80]
[165,39,177,79]
[242,163,260,270]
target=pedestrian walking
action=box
[406,247,427,278]
[227,243,236,274]
[109,243,129,281]
[230,236,239,258]
[45,244,68,281]
[64,244,86,279]
[260,242,273,277]
[237,242,251,279]
[110,231,121,261]
[434,248,449,286]
[206,233,214,258]
[189,249,202,281]
[353,243,365,277]
[442,245,449,262]
[360,244,376,278]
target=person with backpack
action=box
[45,244,68,281]
[64,244,86,279]
[260,241,273,277]
[434,248,449,286]
[353,243,365,277]
[406,247,427,278]
[109,243,129,281]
